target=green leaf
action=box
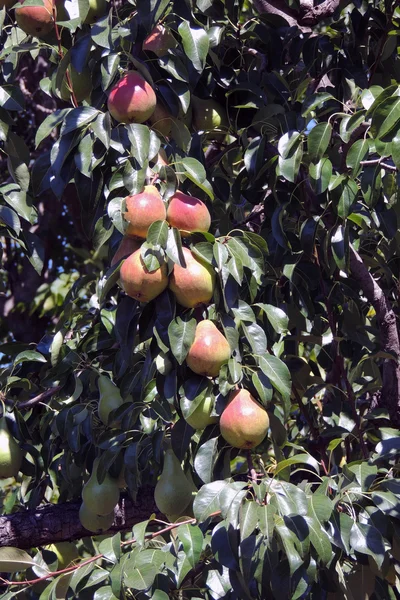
[13,350,46,365]
[61,107,98,136]
[346,139,369,176]
[0,205,20,235]
[0,547,36,573]
[178,524,203,568]
[370,95,400,140]
[309,158,332,194]
[193,480,228,521]
[273,454,320,477]
[278,142,303,183]
[258,355,291,404]
[126,124,150,168]
[307,122,331,162]
[178,21,209,73]
[278,131,301,159]
[329,175,358,219]
[275,516,303,575]
[350,522,385,568]
[35,109,71,147]
[255,303,289,334]
[331,224,348,271]
[168,316,196,365]
[304,516,332,564]
[146,220,169,248]
[240,501,259,540]
[301,93,335,116]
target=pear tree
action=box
[1,0,400,598]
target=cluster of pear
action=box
[112,185,216,307]
[154,389,270,519]
[3,0,108,37]
[77,375,126,532]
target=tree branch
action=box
[349,247,400,424]
[17,387,61,410]
[0,488,160,549]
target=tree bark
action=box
[349,247,400,425]
[0,488,160,549]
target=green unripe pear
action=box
[79,502,114,533]
[154,449,193,518]
[185,395,219,429]
[0,417,23,478]
[83,0,107,24]
[46,542,79,568]
[97,374,123,425]
[82,458,120,515]
[60,65,92,103]
[192,96,228,139]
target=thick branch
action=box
[299,0,341,25]
[349,247,400,424]
[252,0,300,27]
[253,0,344,27]
[0,488,159,549]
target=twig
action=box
[246,450,258,487]
[360,159,397,172]
[18,386,61,410]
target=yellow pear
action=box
[97,375,123,425]
[169,247,215,308]
[79,502,114,533]
[82,458,120,515]
[154,449,193,518]
[186,320,230,377]
[0,417,23,478]
[185,395,218,429]
[220,389,269,449]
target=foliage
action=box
[1,0,400,598]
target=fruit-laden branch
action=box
[349,247,400,425]
[0,488,159,549]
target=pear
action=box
[45,542,78,568]
[0,417,23,478]
[148,102,173,138]
[82,458,120,515]
[185,395,218,429]
[186,320,231,377]
[220,389,269,449]
[107,71,156,124]
[142,24,177,57]
[79,502,114,533]
[169,247,215,308]
[83,0,107,24]
[111,236,141,267]
[154,449,193,518]
[120,248,168,303]
[124,185,166,238]
[60,65,92,103]
[15,0,54,37]
[97,375,123,425]
[166,191,211,237]
[192,96,228,140]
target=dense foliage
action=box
[1,0,400,598]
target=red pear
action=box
[167,191,211,237]
[142,24,177,57]
[124,185,166,239]
[169,247,215,308]
[186,320,230,377]
[120,248,168,303]
[107,71,156,124]
[15,0,54,37]
[220,389,269,449]
[111,237,141,267]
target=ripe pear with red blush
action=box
[16,0,54,37]
[120,248,168,303]
[167,191,211,237]
[169,247,215,308]
[124,186,166,239]
[107,71,156,124]
[111,237,141,267]
[142,24,176,57]
[220,389,269,449]
[187,320,230,377]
